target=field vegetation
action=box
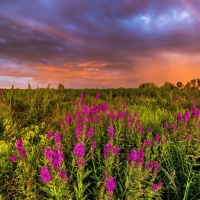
[1,80,200,199]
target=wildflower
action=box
[87,127,94,138]
[155,134,160,143]
[171,123,177,130]
[19,149,27,158]
[54,131,61,143]
[96,92,100,99]
[16,138,23,151]
[76,159,85,165]
[108,126,114,137]
[46,131,53,139]
[10,155,17,162]
[59,169,67,180]
[73,142,84,157]
[143,139,152,148]
[163,122,168,130]
[153,161,159,175]
[106,177,116,193]
[112,147,121,156]
[40,166,51,183]
[91,141,97,149]
[176,113,182,121]
[130,149,137,161]
[147,126,152,132]
[152,182,163,191]
[134,111,138,117]
[187,134,192,140]
[146,161,154,170]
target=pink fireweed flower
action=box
[106,177,116,193]
[147,126,152,132]
[146,161,154,170]
[87,127,94,138]
[176,113,182,122]
[152,182,163,191]
[108,126,114,137]
[172,123,177,130]
[101,103,109,112]
[96,92,100,99]
[46,131,53,139]
[59,169,67,180]
[187,134,192,140]
[134,111,138,117]
[19,149,27,159]
[153,161,159,175]
[40,166,51,183]
[10,155,17,162]
[76,159,85,165]
[54,131,61,143]
[163,122,168,130]
[16,138,23,151]
[112,147,121,156]
[65,112,72,125]
[73,142,84,157]
[155,134,160,143]
[91,141,97,149]
[143,139,152,148]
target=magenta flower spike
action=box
[10,155,17,162]
[40,166,51,183]
[54,131,61,143]
[73,142,85,158]
[108,126,114,137]
[106,177,116,193]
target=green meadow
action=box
[1,85,200,199]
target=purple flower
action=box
[19,149,27,158]
[16,138,23,151]
[52,157,62,169]
[46,131,53,139]
[106,177,116,193]
[134,111,138,117]
[143,139,152,148]
[10,155,17,162]
[44,147,55,161]
[73,142,85,157]
[164,122,168,130]
[91,141,97,149]
[76,159,85,165]
[147,126,152,132]
[172,123,177,130]
[187,134,192,140]
[152,182,163,191]
[146,161,154,170]
[176,113,182,121]
[59,169,67,180]
[112,147,121,156]
[108,126,114,137]
[54,131,61,143]
[130,149,137,161]
[40,166,51,183]
[155,134,160,143]
[96,92,100,99]
[87,127,94,138]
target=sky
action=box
[0,0,200,89]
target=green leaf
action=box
[82,170,92,181]
[40,186,55,197]
[57,190,70,198]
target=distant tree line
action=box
[139,79,200,90]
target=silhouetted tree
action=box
[185,82,191,90]
[190,79,197,88]
[58,84,64,90]
[176,82,183,90]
